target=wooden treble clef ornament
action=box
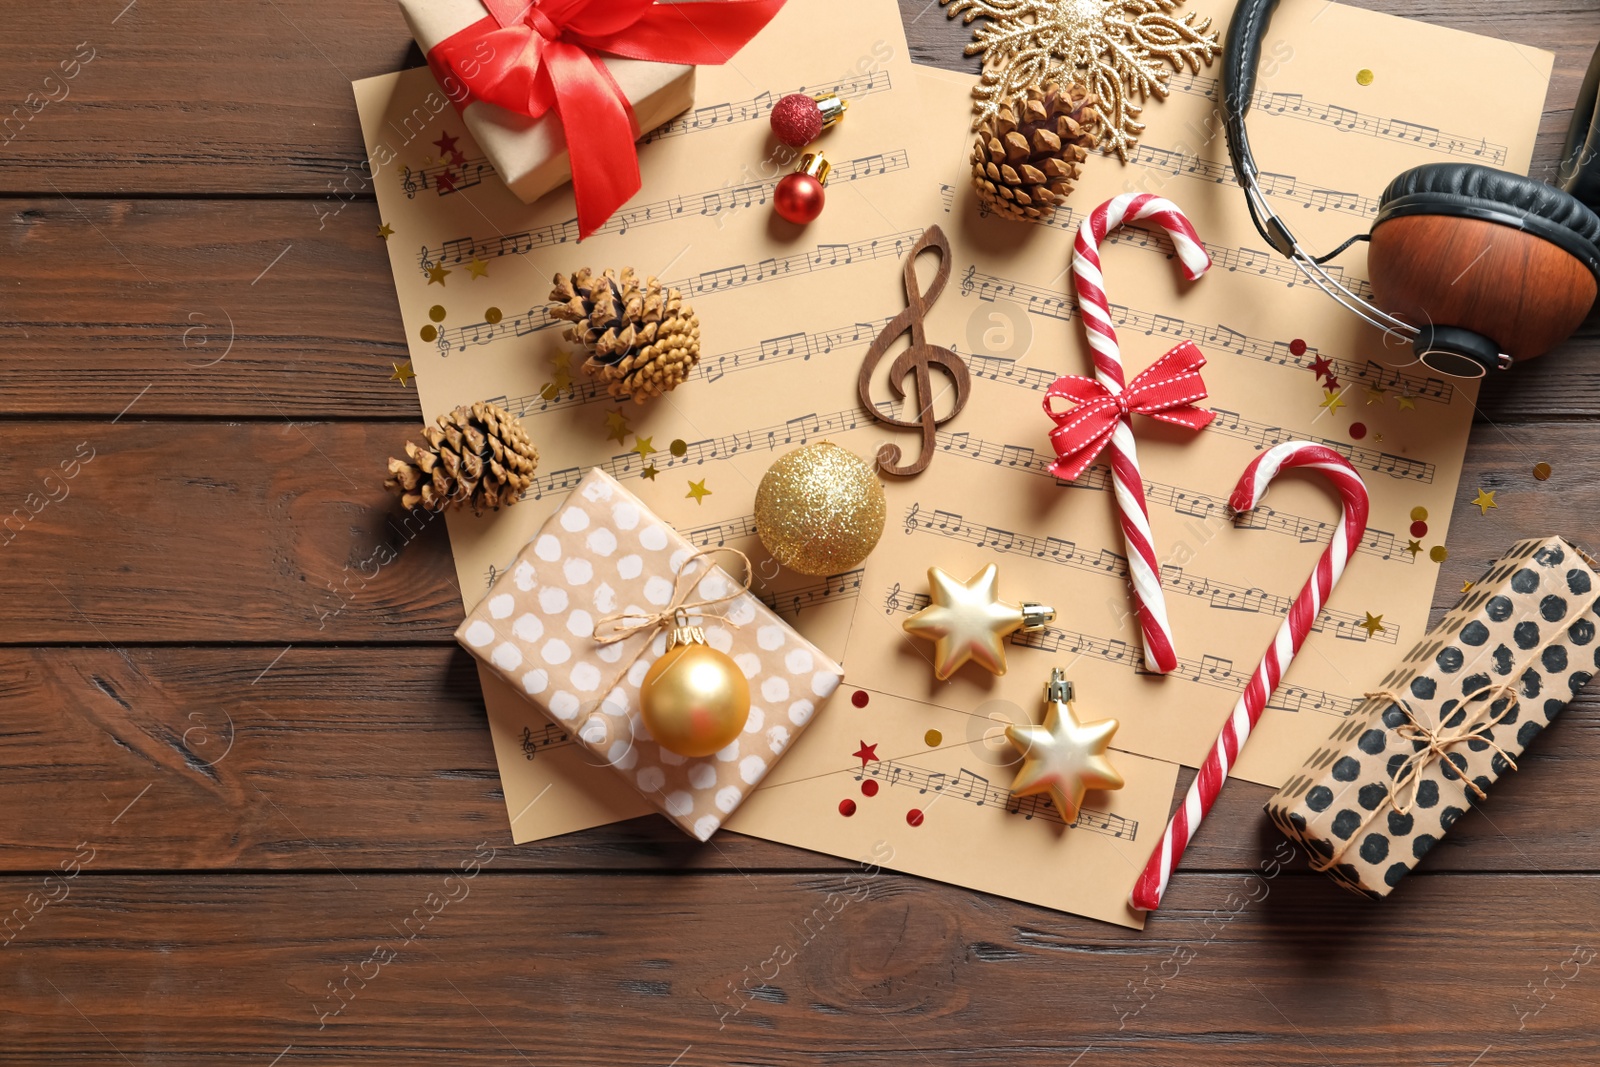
[857,226,970,477]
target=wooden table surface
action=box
[4,1,1600,1063]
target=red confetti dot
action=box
[1289,338,1307,356]
[1410,520,1428,538]
[906,808,925,827]
[861,780,879,797]
[1349,422,1366,440]
[851,690,869,708]
[838,799,857,817]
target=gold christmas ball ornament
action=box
[638,622,750,758]
[754,442,886,576]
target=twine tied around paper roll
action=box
[1305,596,1591,874]
[591,546,754,696]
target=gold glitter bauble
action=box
[755,442,886,577]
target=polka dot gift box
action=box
[1267,537,1600,899]
[455,468,844,841]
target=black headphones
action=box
[1225,0,1600,377]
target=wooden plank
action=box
[0,1,1595,194]
[0,645,1595,876]
[0,419,1593,643]
[0,872,1595,1063]
[4,196,1600,419]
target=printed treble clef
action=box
[959,264,976,297]
[402,166,419,199]
[883,582,901,616]
[903,502,920,535]
[856,225,970,477]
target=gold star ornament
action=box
[902,563,1053,680]
[1005,669,1124,824]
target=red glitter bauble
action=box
[771,93,823,147]
[775,173,826,224]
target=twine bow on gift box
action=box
[591,546,753,687]
[428,0,787,238]
[1042,339,1214,482]
[1304,590,1591,876]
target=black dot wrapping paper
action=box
[1266,536,1600,899]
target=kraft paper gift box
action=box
[1267,536,1600,898]
[398,0,695,207]
[455,468,844,840]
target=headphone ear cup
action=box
[1369,164,1599,366]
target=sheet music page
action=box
[749,6,1551,812]
[353,0,943,844]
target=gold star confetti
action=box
[1472,488,1497,515]
[1319,388,1346,413]
[1373,433,1384,443]
[1364,384,1387,405]
[641,465,659,480]
[1406,539,1423,558]
[1004,672,1123,824]
[1396,392,1417,411]
[467,257,488,279]
[632,436,657,459]
[1360,612,1385,637]
[1462,581,1475,593]
[377,222,395,240]
[604,409,631,444]
[426,263,451,286]
[540,383,560,401]
[389,361,415,386]
[686,479,711,503]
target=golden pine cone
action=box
[548,267,702,404]
[385,400,539,514]
[971,82,1100,223]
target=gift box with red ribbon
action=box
[401,0,786,237]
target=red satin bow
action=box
[428,0,786,238]
[1043,340,1215,481]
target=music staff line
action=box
[487,315,898,419]
[958,265,1453,406]
[432,229,924,356]
[901,503,1397,643]
[852,757,1138,836]
[883,587,1360,719]
[417,150,911,271]
[1171,71,1508,165]
[399,70,893,198]
[1130,145,1380,219]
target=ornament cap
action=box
[813,93,847,129]
[797,152,831,185]
[1044,667,1073,704]
[665,614,708,652]
[1021,603,1055,631]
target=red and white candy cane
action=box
[1072,193,1212,674]
[1130,441,1370,912]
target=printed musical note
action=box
[955,270,1453,406]
[900,502,1395,641]
[1169,71,1508,165]
[430,230,922,356]
[416,150,910,274]
[829,752,1137,836]
[857,226,970,477]
[519,722,573,760]
[880,587,1360,718]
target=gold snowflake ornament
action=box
[944,0,1221,160]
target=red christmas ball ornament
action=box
[774,153,830,225]
[769,92,847,148]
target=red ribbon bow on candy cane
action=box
[428,0,786,238]
[1043,340,1215,481]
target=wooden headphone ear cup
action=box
[1368,215,1596,364]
